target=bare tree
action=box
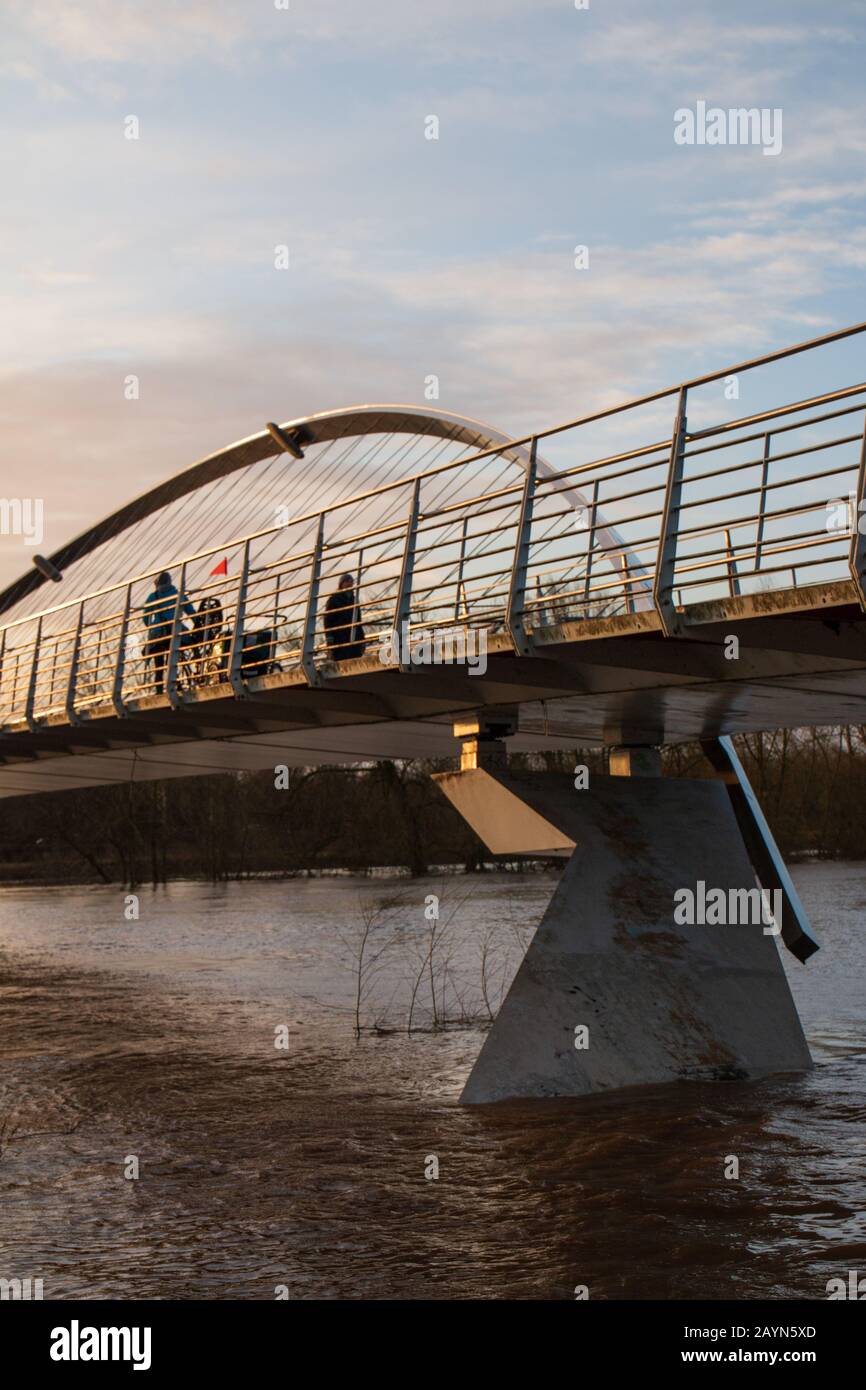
[338,891,406,1037]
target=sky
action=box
[1,0,865,588]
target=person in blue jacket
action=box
[142,571,194,694]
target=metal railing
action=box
[2,322,865,730]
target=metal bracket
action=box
[701,735,820,963]
[266,421,305,461]
[654,387,688,636]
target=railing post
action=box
[535,576,549,628]
[271,568,282,633]
[392,477,421,671]
[301,516,325,686]
[849,409,866,609]
[166,561,188,707]
[64,602,84,725]
[93,626,103,702]
[620,553,635,614]
[112,583,132,716]
[47,630,60,710]
[506,437,537,655]
[228,543,250,696]
[454,516,468,622]
[354,547,365,656]
[653,386,688,636]
[10,650,21,721]
[24,616,42,731]
[755,431,771,572]
[724,528,741,598]
[581,478,599,611]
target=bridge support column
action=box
[433,765,813,1104]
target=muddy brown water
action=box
[0,865,863,1300]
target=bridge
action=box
[2,321,865,1102]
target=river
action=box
[0,862,863,1300]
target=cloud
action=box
[1,200,859,587]
[4,0,562,76]
[6,0,250,67]
[578,15,853,86]
[0,58,70,100]
[1,0,864,597]
[20,265,95,287]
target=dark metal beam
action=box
[700,735,820,964]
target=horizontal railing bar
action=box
[673,492,849,542]
[680,432,862,491]
[686,380,866,441]
[674,546,845,591]
[530,445,671,493]
[536,465,668,511]
[534,479,667,524]
[674,520,843,565]
[673,534,838,577]
[682,395,866,461]
[675,455,857,513]
[528,547,657,585]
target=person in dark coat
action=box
[323,573,365,661]
[142,570,194,694]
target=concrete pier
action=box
[434,768,813,1104]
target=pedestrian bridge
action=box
[4,322,863,1101]
[1,321,865,800]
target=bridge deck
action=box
[1,579,864,798]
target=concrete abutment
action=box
[434,757,813,1104]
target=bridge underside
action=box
[1,581,864,799]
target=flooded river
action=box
[0,863,864,1300]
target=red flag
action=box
[210,557,228,577]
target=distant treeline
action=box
[0,726,864,886]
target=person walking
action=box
[142,570,194,694]
[323,573,365,661]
